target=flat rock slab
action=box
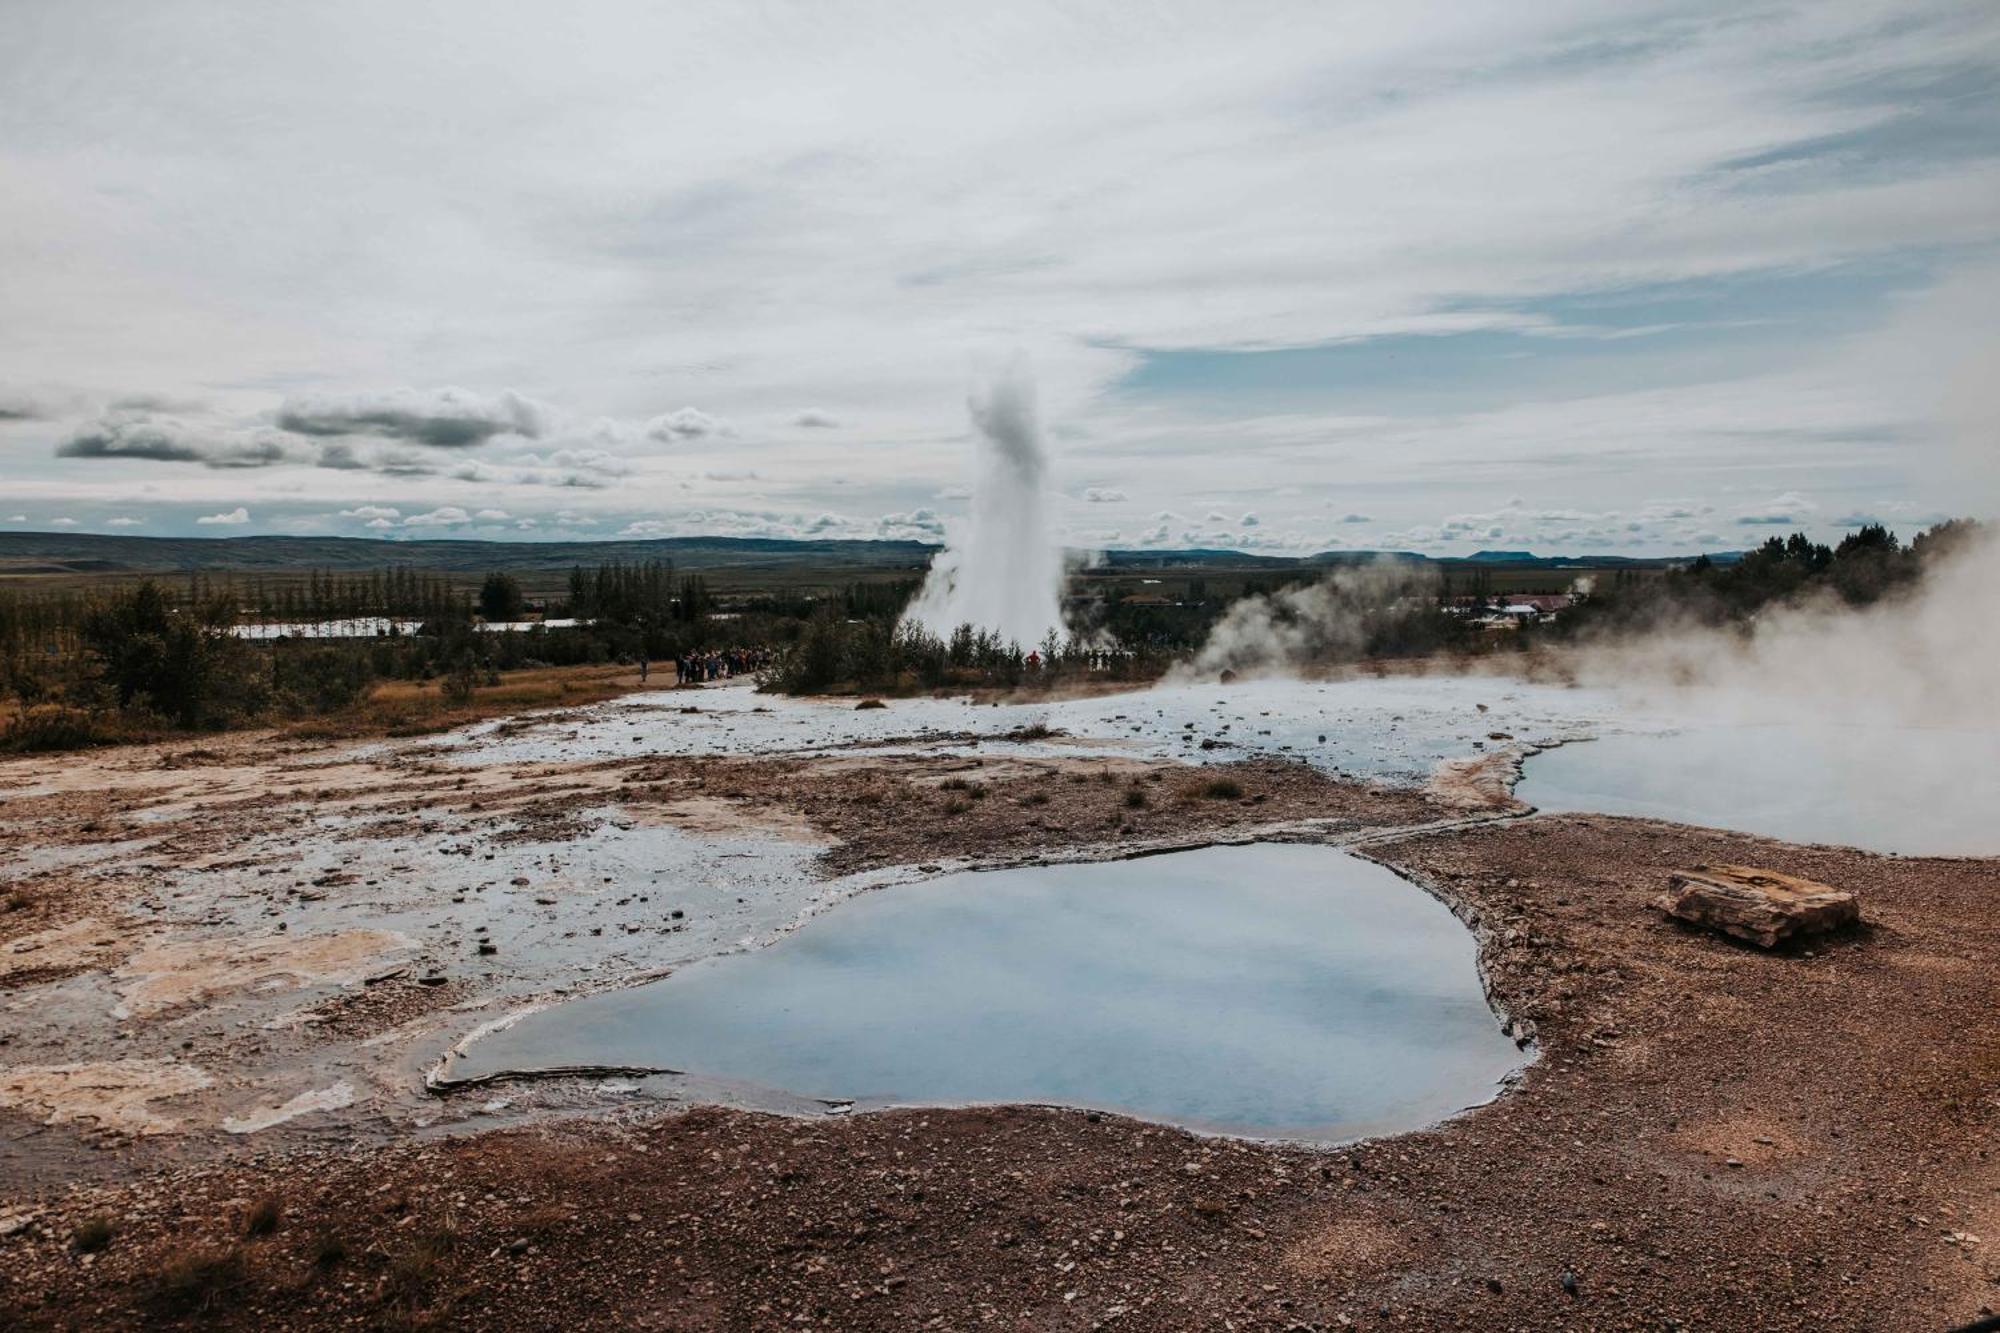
[1656,864,1860,948]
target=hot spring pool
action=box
[439,844,1524,1142]
[1516,724,2000,857]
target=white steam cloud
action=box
[901,358,1066,649]
[1570,525,2000,729]
[1176,558,1438,680]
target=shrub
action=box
[1123,786,1148,809]
[3,705,111,752]
[1200,777,1244,800]
[440,654,481,707]
[72,1217,114,1253]
[146,1248,247,1317]
[384,1223,460,1309]
[272,646,374,716]
[244,1195,282,1237]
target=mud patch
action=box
[0,1059,213,1135]
[626,794,823,842]
[0,917,124,984]
[112,928,416,1019]
[1282,1216,1406,1279]
[1667,1115,1809,1170]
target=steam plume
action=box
[1175,558,1439,680]
[902,358,1066,649]
[1569,524,2000,729]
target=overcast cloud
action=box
[2,1,1996,552]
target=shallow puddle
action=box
[440,844,1524,1143]
[1516,724,2000,856]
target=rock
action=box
[1218,669,1238,684]
[1654,864,1859,948]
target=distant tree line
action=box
[0,558,768,749]
[761,614,1168,695]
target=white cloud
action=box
[403,506,471,527]
[474,507,510,520]
[878,508,946,539]
[196,507,250,525]
[50,517,77,526]
[791,409,839,428]
[1736,491,1819,525]
[278,387,548,446]
[1082,487,1126,503]
[105,516,142,527]
[645,407,728,441]
[339,505,401,519]
[57,411,303,469]
[5,514,25,522]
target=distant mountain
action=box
[0,531,941,576]
[0,530,1707,579]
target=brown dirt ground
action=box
[0,813,1993,1331]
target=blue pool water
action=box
[1517,725,2000,856]
[441,844,1523,1142]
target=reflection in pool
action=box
[1516,724,2000,857]
[441,844,1524,1142]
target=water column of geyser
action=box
[901,359,1067,649]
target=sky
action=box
[3,0,1997,556]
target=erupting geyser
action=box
[901,358,1066,649]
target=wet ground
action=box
[1,671,1995,1329]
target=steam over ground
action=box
[1177,559,1443,681]
[1570,524,2000,731]
[1179,523,2000,734]
[902,360,1066,650]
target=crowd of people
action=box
[672,646,772,686]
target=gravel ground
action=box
[2,812,1993,1330]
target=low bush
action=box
[243,1195,283,1238]
[71,1217,114,1253]
[2,705,115,752]
[146,1248,248,1318]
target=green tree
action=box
[478,572,525,622]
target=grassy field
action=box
[0,662,681,750]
